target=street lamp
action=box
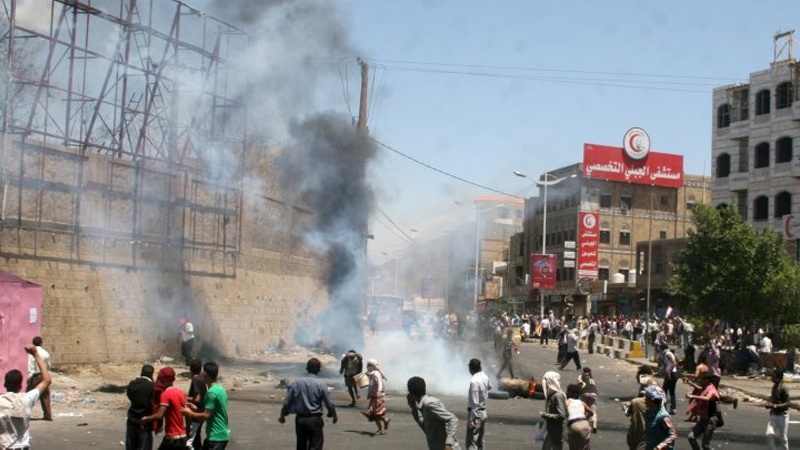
[514,171,576,321]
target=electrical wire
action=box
[370,137,522,199]
[366,58,743,83]
[374,211,416,246]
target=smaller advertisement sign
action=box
[530,254,557,290]
[578,212,599,280]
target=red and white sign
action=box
[530,254,557,290]
[623,127,651,160]
[784,214,800,240]
[583,143,684,188]
[578,212,599,279]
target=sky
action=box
[198,1,800,264]
[333,1,800,262]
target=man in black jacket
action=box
[125,364,155,450]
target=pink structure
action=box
[0,271,43,381]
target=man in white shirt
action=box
[760,333,773,354]
[2,344,52,449]
[466,358,491,450]
[26,336,52,421]
[180,318,195,366]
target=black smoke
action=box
[277,112,376,352]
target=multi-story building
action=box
[711,35,800,243]
[514,139,710,318]
[472,195,525,310]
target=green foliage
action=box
[781,325,800,351]
[667,204,800,324]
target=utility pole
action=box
[357,57,371,316]
[357,58,369,135]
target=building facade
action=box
[514,153,710,318]
[712,51,800,241]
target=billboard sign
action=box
[530,254,557,290]
[583,143,684,188]
[578,212,599,279]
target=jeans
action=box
[766,413,789,450]
[688,416,717,450]
[662,372,679,412]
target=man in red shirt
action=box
[140,367,188,449]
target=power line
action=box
[370,137,522,199]
[374,211,416,246]
[364,58,743,83]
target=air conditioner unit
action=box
[620,203,629,214]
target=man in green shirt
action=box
[765,367,790,450]
[181,361,230,449]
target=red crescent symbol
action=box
[786,214,796,239]
[628,132,642,154]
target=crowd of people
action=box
[0,312,793,450]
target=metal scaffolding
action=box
[1,0,247,163]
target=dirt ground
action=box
[47,348,337,417]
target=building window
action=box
[716,153,731,178]
[659,195,669,207]
[730,86,749,122]
[737,139,749,172]
[776,136,793,164]
[599,221,611,244]
[776,81,793,109]
[753,196,769,221]
[619,224,631,246]
[755,89,771,116]
[620,189,632,211]
[600,190,612,208]
[659,230,667,240]
[497,207,510,219]
[686,195,697,211]
[599,259,610,281]
[717,104,731,128]
[754,142,770,168]
[618,261,630,282]
[775,191,792,218]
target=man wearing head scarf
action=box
[539,371,567,450]
[339,350,363,407]
[362,359,390,435]
[140,367,188,449]
[466,358,491,450]
[407,376,461,450]
[642,385,677,450]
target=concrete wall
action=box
[0,138,329,364]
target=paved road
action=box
[29,338,797,448]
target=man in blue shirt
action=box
[279,358,338,449]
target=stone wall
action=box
[0,138,329,364]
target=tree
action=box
[667,204,800,325]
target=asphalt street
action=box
[29,338,797,448]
